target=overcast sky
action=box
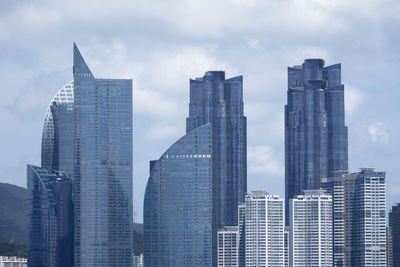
[1,0,399,222]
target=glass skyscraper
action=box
[41,80,74,178]
[285,59,348,225]
[27,165,73,267]
[73,44,133,267]
[389,203,400,267]
[27,79,75,267]
[144,124,213,266]
[144,71,246,266]
[187,71,247,265]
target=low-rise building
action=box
[0,256,27,267]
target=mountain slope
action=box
[0,182,143,256]
[0,182,27,244]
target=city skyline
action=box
[1,0,399,223]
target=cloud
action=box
[345,85,364,115]
[368,121,389,145]
[248,145,284,177]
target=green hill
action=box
[0,182,143,256]
[0,182,27,245]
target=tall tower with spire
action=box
[73,44,133,267]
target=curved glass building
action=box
[27,165,73,267]
[41,80,74,178]
[144,124,213,267]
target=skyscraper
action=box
[41,80,74,179]
[187,71,247,228]
[321,171,348,266]
[217,226,240,267]
[389,203,400,267]
[285,59,348,225]
[144,124,213,266]
[73,44,133,266]
[289,190,333,267]
[237,203,245,267]
[27,79,75,267]
[322,168,387,266]
[144,71,246,266]
[187,71,246,265]
[27,165,73,267]
[245,191,285,267]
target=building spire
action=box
[73,43,93,78]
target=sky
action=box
[0,0,399,222]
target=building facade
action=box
[133,254,144,267]
[352,169,386,266]
[284,226,289,267]
[41,80,74,179]
[285,59,348,224]
[0,256,27,267]
[218,226,239,267]
[321,171,347,266]
[73,44,133,267]
[187,71,247,233]
[322,169,387,266]
[27,165,73,267]
[245,191,284,267]
[389,203,400,267]
[387,226,393,267]
[144,124,213,267]
[289,190,332,267]
[237,203,245,267]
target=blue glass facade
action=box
[27,165,73,267]
[73,44,133,267]
[41,80,74,179]
[187,71,247,264]
[144,124,213,267]
[285,59,348,225]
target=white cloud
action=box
[368,121,389,145]
[247,145,284,177]
[345,85,364,115]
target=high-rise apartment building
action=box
[389,203,400,267]
[237,203,245,267]
[218,226,239,267]
[187,71,247,231]
[245,191,284,267]
[0,256,27,267]
[73,44,133,267]
[322,168,387,266]
[27,165,73,267]
[285,59,348,224]
[321,171,347,266]
[387,226,393,267]
[133,254,144,267]
[284,226,289,267]
[289,190,333,267]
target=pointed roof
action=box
[73,43,93,78]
